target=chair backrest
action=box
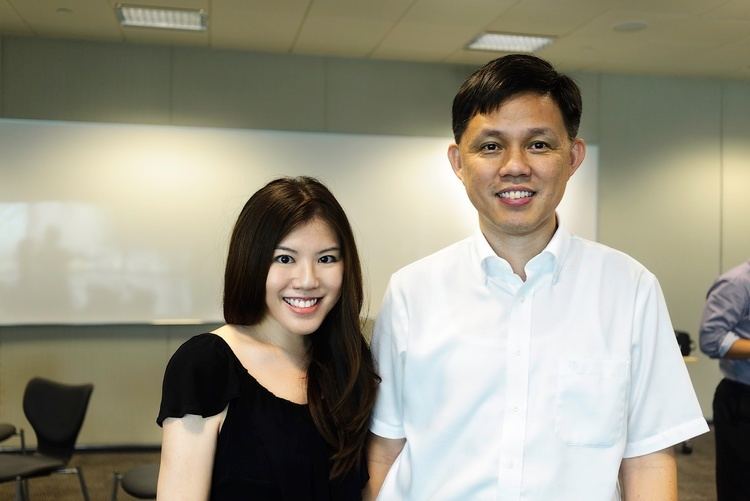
[22,377,94,462]
[675,330,693,356]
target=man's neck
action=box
[481,219,557,282]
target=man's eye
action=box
[530,141,549,150]
[319,255,339,264]
[481,143,499,151]
[274,255,294,264]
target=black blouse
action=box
[157,333,367,500]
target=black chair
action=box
[675,330,694,356]
[0,378,94,501]
[111,463,159,500]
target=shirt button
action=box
[512,406,520,413]
[514,349,521,356]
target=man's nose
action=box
[499,146,531,178]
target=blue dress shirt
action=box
[699,260,750,385]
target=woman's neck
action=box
[235,319,309,366]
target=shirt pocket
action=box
[554,358,629,447]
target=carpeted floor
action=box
[0,450,160,501]
[0,429,717,500]
[676,428,716,501]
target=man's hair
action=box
[223,176,379,478]
[451,54,582,143]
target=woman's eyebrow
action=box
[275,246,298,253]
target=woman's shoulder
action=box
[157,333,242,425]
[172,332,234,361]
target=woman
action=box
[156,176,379,500]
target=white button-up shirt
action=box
[370,226,708,501]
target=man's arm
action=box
[363,433,406,501]
[619,447,677,501]
[700,277,749,358]
[723,338,750,358]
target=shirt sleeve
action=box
[369,277,408,439]
[623,272,708,458]
[699,276,749,358]
[156,334,241,426]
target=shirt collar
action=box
[471,214,572,285]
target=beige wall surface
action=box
[0,324,205,447]
[1,35,748,446]
[721,82,750,272]
[597,74,748,417]
[0,36,472,137]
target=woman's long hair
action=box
[223,176,379,477]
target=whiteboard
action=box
[0,119,597,325]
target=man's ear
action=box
[448,143,464,182]
[568,138,586,177]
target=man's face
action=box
[448,92,585,246]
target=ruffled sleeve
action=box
[157,333,242,426]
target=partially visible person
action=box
[700,260,750,501]
[366,54,708,501]
[156,176,379,501]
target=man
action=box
[365,54,708,501]
[699,260,750,501]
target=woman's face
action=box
[264,217,344,337]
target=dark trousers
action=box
[713,378,750,501]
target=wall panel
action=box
[721,82,750,272]
[598,75,723,416]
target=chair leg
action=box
[111,472,122,501]
[14,476,30,501]
[14,476,24,501]
[75,466,91,501]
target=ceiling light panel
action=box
[467,32,553,53]
[116,4,207,31]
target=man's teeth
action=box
[499,190,533,200]
[285,298,318,308]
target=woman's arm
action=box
[157,408,227,501]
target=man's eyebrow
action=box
[528,127,556,136]
[475,128,505,138]
[473,127,556,138]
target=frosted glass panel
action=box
[0,119,597,324]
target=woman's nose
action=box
[293,261,319,289]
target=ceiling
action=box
[1,0,749,80]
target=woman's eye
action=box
[319,255,339,264]
[274,255,294,264]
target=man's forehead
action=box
[466,94,566,130]
[474,90,559,116]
